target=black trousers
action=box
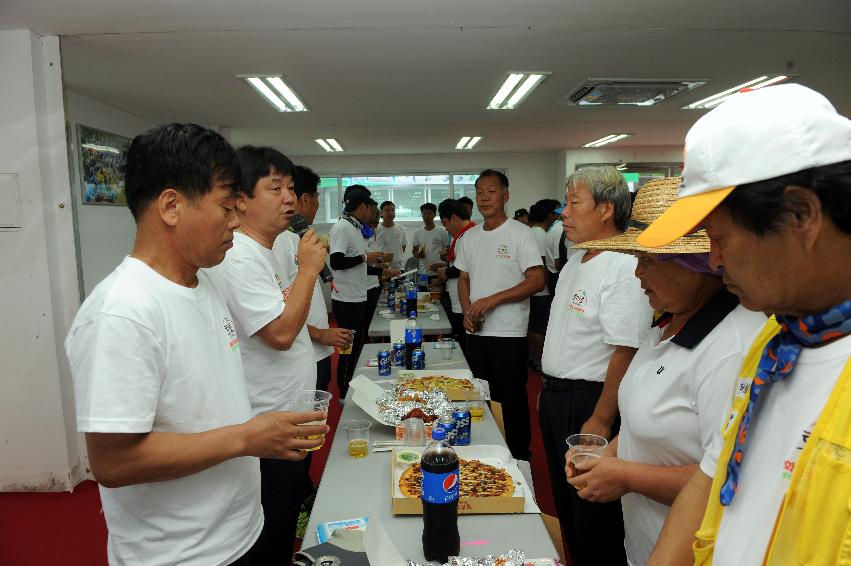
[331,298,367,400]
[465,334,531,460]
[315,355,332,392]
[258,457,311,564]
[363,286,382,340]
[539,383,626,566]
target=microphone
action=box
[290,214,334,283]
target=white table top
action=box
[302,342,558,564]
[367,295,453,338]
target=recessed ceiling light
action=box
[683,75,793,110]
[316,138,344,152]
[240,75,309,112]
[455,136,483,150]
[487,72,550,110]
[582,134,633,148]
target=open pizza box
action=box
[391,444,540,515]
[350,374,395,426]
[395,369,491,401]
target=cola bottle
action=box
[421,426,460,563]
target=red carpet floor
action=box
[0,352,557,565]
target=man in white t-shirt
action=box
[436,199,476,354]
[211,146,333,561]
[65,124,328,566]
[290,165,352,392]
[540,166,652,566]
[456,169,546,460]
[641,85,851,565]
[412,202,449,269]
[376,200,408,270]
[363,200,400,337]
[329,185,387,399]
[527,201,557,372]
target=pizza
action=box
[399,458,515,499]
[402,375,476,393]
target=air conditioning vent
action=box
[558,78,707,107]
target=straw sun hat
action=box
[575,177,710,254]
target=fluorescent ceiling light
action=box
[455,136,483,150]
[683,75,792,110]
[241,75,309,112]
[488,72,550,110]
[316,138,344,152]
[582,133,633,148]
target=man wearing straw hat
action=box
[638,84,851,565]
[562,177,766,566]
[539,165,653,566]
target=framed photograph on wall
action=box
[77,124,130,206]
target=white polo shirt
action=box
[530,225,550,297]
[375,223,408,270]
[712,333,851,566]
[542,250,652,381]
[617,296,766,566]
[65,257,263,566]
[413,225,449,267]
[454,218,543,337]
[212,231,316,416]
[329,217,368,303]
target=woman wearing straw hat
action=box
[565,177,766,566]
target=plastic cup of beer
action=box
[471,315,484,333]
[292,390,333,452]
[337,329,355,355]
[467,399,485,422]
[566,433,608,466]
[345,420,371,459]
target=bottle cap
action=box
[432,427,446,440]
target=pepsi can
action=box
[377,350,392,376]
[392,340,405,366]
[437,415,456,445]
[452,407,471,446]
[412,348,426,370]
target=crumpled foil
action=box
[407,548,528,566]
[376,385,454,425]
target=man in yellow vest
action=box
[637,84,851,565]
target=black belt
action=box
[541,374,601,392]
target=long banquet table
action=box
[366,295,453,338]
[302,342,559,564]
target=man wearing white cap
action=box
[641,84,851,565]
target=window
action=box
[314,171,491,223]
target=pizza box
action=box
[395,369,491,401]
[350,375,395,426]
[391,444,536,515]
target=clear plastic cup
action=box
[345,420,370,459]
[337,329,356,355]
[403,417,426,446]
[566,433,608,465]
[291,390,333,452]
[437,338,456,361]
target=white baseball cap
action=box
[638,84,851,247]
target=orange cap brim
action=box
[636,186,735,248]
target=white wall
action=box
[65,91,152,295]
[560,146,684,188]
[0,30,81,491]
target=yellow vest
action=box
[694,317,851,565]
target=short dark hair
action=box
[123,123,240,220]
[514,208,529,218]
[457,196,474,207]
[292,165,320,198]
[718,159,851,236]
[236,146,294,198]
[420,202,437,213]
[476,169,509,189]
[344,184,369,201]
[528,203,549,223]
[380,200,395,210]
[438,199,470,221]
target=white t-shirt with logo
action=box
[366,235,382,290]
[530,226,550,297]
[618,303,766,566]
[542,250,652,381]
[375,224,408,270]
[454,219,543,337]
[712,334,851,566]
[213,231,316,415]
[329,218,368,303]
[413,225,449,267]
[65,256,263,566]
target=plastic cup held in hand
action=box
[566,433,608,466]
[291,390,332,452]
